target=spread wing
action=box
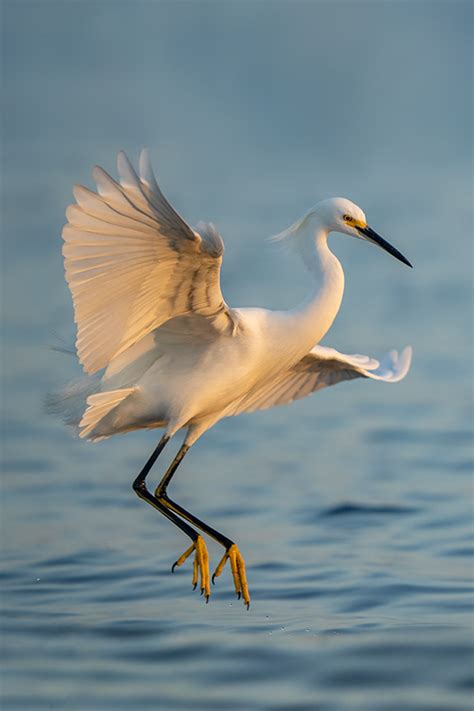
[232,345,412,415]
[62,149,237,374]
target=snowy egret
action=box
[51,149,412,608]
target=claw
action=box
[170,536,211,601]
[211,544,250,608]
[212,573,216,585]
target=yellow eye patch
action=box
[343,214,367,229]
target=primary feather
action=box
[231,345,412,415]
[63,149,237,375]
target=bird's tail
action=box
[45,372,102,434]
[78,388,137,441]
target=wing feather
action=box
[232,345,412,415]
[62,150,237,374]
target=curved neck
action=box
[288,213,345,349]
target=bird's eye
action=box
[343,214,352,223]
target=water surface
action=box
[2,2,473,709]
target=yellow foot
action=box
[212,544,250,609]
[171,535,211,602]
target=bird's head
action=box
[312,197,412,268]
[271,197,412,268]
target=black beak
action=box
[356,225,413,268]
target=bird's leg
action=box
[133,433,170,490]
[154,444,250,608]
[132,434,210,600]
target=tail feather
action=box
[45,373,102,430]
[79,388,137,440]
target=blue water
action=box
[2,2,473,709]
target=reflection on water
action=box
[2,1,473,710]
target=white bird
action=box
[50,149,412,608]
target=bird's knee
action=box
[132,477,147,496]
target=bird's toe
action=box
[171,535,211,602]
[212,543,250,608]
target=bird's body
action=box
[51,149,412,607]
[93,296,345,443]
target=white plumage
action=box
[59,149,411,446]
[64,150,235,376]
[51,149,413,607]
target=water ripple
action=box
[320,502,419,518]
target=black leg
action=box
[134,478,200,543]
[132,433,170,491]
[132,434,250,607]
[154,444,234,550]
[132,434,200,542]
[132,433,211,599]
[152,444,250,608]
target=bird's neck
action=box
[288,214,345,349]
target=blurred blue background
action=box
[2,1,473,710]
